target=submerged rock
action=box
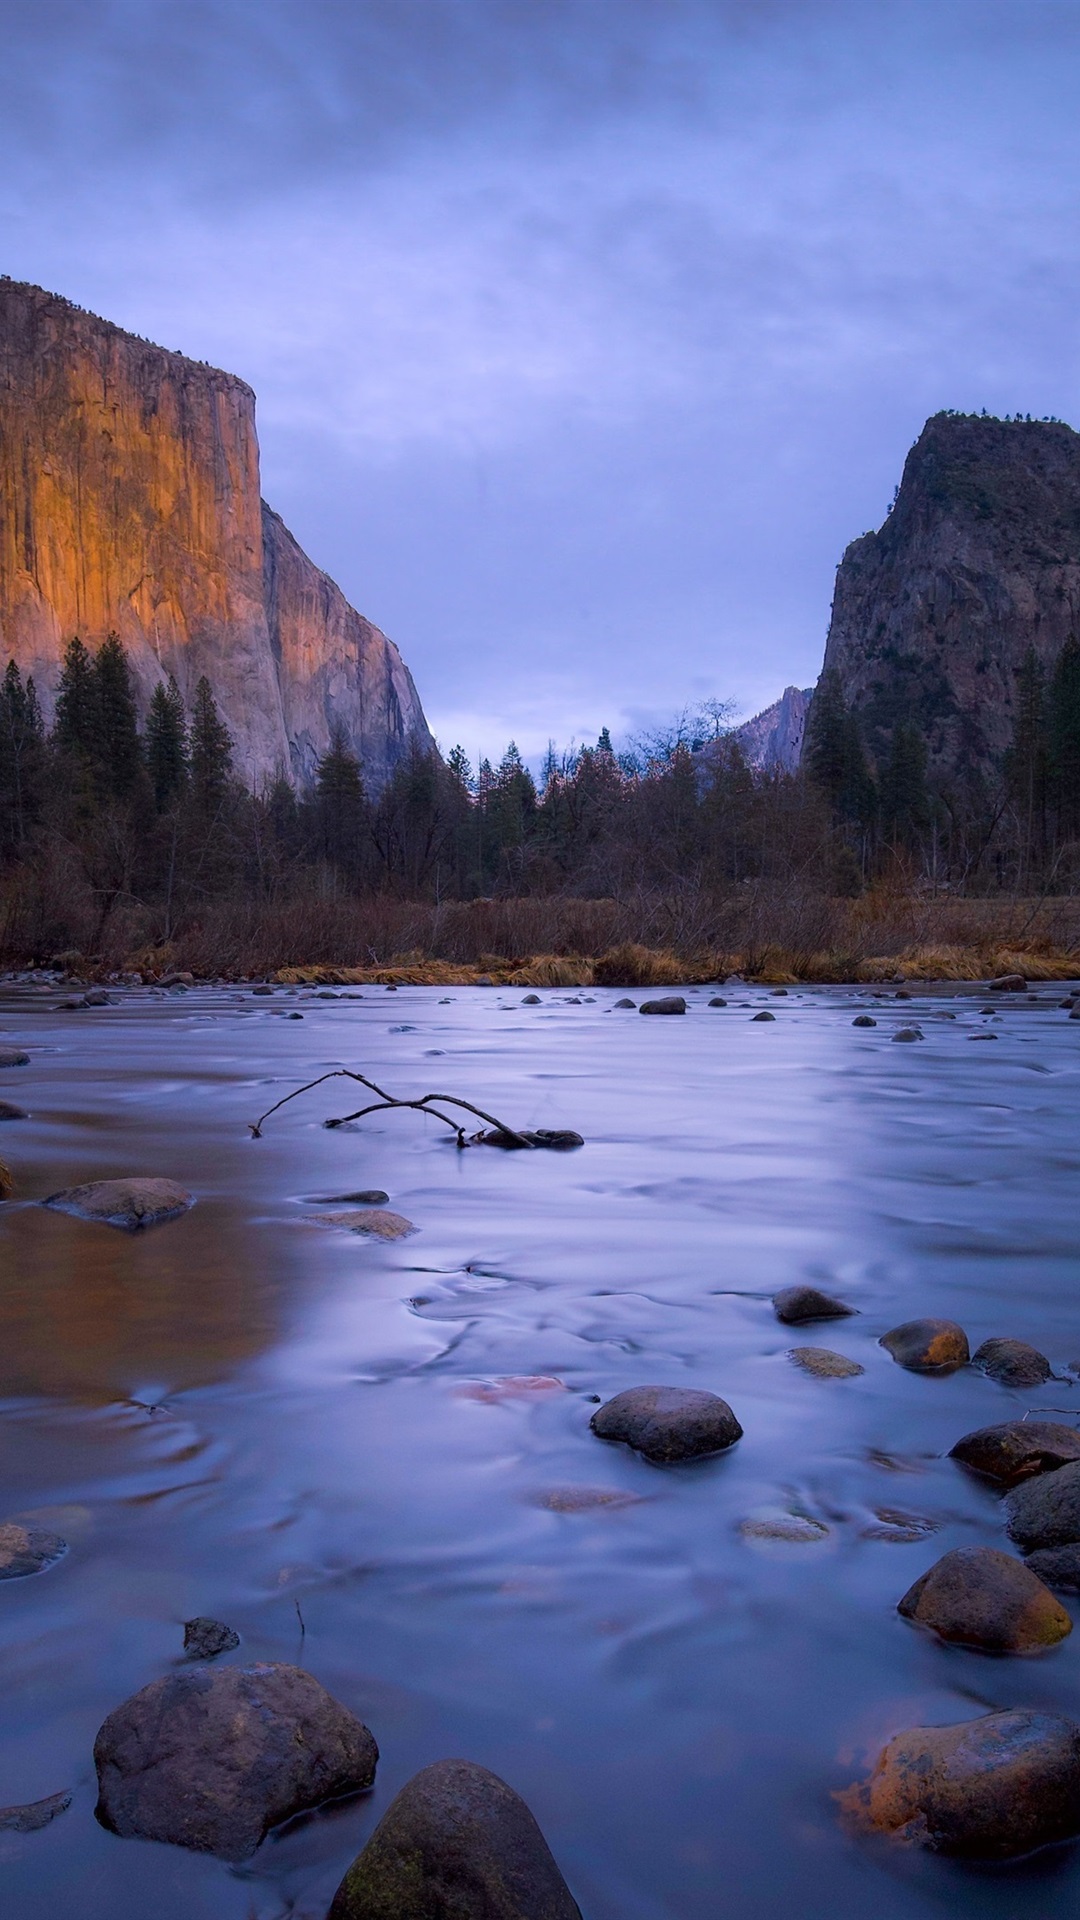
[310,1190,390,1206]
[892,1026,924,1042]
[328,1758,581,1920]
[972,1337,1052,1388]
[773,1285,854,1325]
[0,1158,11,1200]
[880,1318,969,1372]
[1026,1544,1080,1591]
[613,997,636,1009]
[708,996,727,1007]
[314,1208,417,1239]
[0,1046,30,1067]
[0,1789,72,1833]
[639,996,686,1015]
[989,973,1027,992]
[590,1385,742,1463]
[522,994,541,1005]
[839,1709,1080,1857]
[94,1662,378,1860]
[531,1486,644,1512]
[44,1177,194,1231]
[789,1347,864,1379]
[897,1545,1071,1651]
[852,1014,877,1027]
[1007,1461,1080,1552]
[0,1099,27,1119]
[949,1419,1080,1486]
[472,1127,584,1150]
[183,1617,240,1660]
[0,1522,67,1580]
[739,1514,829,1544]
[751,1010,776,1022]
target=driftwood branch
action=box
[249,1068,535,1149]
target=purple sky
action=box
[2,1,1078,764]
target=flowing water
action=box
[2,976,1080,1918]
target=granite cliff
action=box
[734,685,811,774]
[820,412,1080,778]
[0,279,432,789]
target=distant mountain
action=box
[733,684,812,773]
[0,279,433,789]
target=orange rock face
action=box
[0,280,431,787]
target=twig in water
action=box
[295,1598,306,1637]
[249,1067,536,1149]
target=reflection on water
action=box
[1,978,1080,1916]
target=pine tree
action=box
[93,633,142,799]
[880,722,931,851]
[312,727,367,878]
[53,636,99,764]
[0,659,45,853]
[804,669,876,826]
[146,675,189,811]
[1048,637,1080,843]
[1005,647,1047,872]
[189,677,233,818]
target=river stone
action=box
[531,1486,644,1512]
[1025,1544,1080,1591]
[590,1385,742,1463]
[0,1789,72,1833]
[522,994,541,1005]
[789,1346,864,1379]
[773,1285,853,1325]
[751,1010,776,1021]
[0,1522,67,1579]
[311,1190,390,1206]
[183,1617,240,1660]
[739,1514,829,1544]
[613,997,636,1008]
[897,1545,1071,1651]
[328,1758,581,1920]
[852,1014,877,1027]
[708,996,727,1007]
[639,996,686,1015]
[892,1026,924,1042]
[971,1337,1052,1388]
[94,1662,378,1860]
[315,1209,417,1239]
[1007,1460,1080,1551]
[840,1709,1080,1857]
[0,1047,29,1067]
[949,1419,1080,1485]
[989,973,1026,991]
[0,1099,27,1119]
[44,1177,194,1231]
[880,1318,969,1372]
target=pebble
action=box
[949,1419,1080,1485]
[1007,1460,1080,1551]
[328,1759,581,1920]
[971,1337,1052,1388]
[880,1318,969,1372]
[897,1545,1071,1651]
[639,996,686,1015]
[0,1522,67,1580]
[789,1347,864,1379]
[590,1385,742,1463]
[773,1285,854,1324]
[94,1662,378,1860]
[43,1177,194,1231]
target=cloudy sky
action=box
[1,1,1078,763]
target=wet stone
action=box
[773,1285,854,1325]
[613,997,636,1009]
[1007,1460,1080,1552]
[0,1100,28,1119]
[0,1789,72,1833]
[0,1047,30,1068]
[897,1545,1071,1651]
[328,1758,581,1920]
[751,1010,776,1022]
[880,1318,969,1373]
[739,1514,829,1544]
[94,1662,378,1861]
[708,996,727,1007]
[892,1026,924,1042]
[183,1617,240,1660]
[522,994,541,1004]
[1026,1544,1080,1591]
[0,1522,67,1580]
[789,1347,864,1379]
[590,1385,742,1463]
[861,1509,938,1544]
[989,973,1026,991]
[44,1177,194,1231]
[949,1419,1080,1486]
[972,1337,1053,1388]
[314,1208,417,1239]
[639,996,686,1015]
[852,1014,877,1027]
[531,1487,644,1512]
[840,1709,1080,1858]
[310,1190,390,1206]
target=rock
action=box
[1071,1007,1080,1021]
[160,971,195,988]
[1026,1544,1080,1591]
[739,1515,829,1543]
[457,1376,567,1404]
[989,974,1027,991]
[44,1177,194,1231]
[773,1285,854,1324]
[0,1099,27,1119]
[949,1420,1080,1485]
[880,1318,969,1372]
[183,1617,240,1660]
[613,997,636,1009]
[60,995,88,1009]
[839,1708,1080,1857]
[522,994,541,1005]
[708,996,727,1007]
[0,1047,29,1067]
[590,1385,742,1463]
[892,1026,924,1042]
[969,1032,998,1040]
[328,1758,580,1920]
[897,1545,1071,1651]
[789,1346,864,1379]
[972,1337,1052,1388]
[751,1010,776,1021]
[251,983,274,995]
[852,1014,877,1027]
[0,1789,72,1833]
[472,1128,584,1150]
[314,1209,417,1239]
[0,1522,67,1579]
[639,996,686,1015]
[0,1158,12,1199]
[861,1508,939,1543]
[93,1662,378,1861]
[1007,1460,1080,1551]
[82,987,112,1006]
[531,1486,644,1512]
[311,1190,390,1206]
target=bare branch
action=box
[250,1068,535,1149]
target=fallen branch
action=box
[249,1068,538,1149]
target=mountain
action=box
[0,279,432,789]
[734,685,811,773]
[819,411,1080,778]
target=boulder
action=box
[989,974,1027,991]
[949,1419,1080,1486]
[522,994,541,1005]
[94,1662,377,1860]
[613,997,636,1009]
[183,1617,240,1660]
[839,1709,1080,1857]
[972,1337,1052,1388]
[0,1047,29,1068]
[1026,1544,1080,1592]
[708,996,727,1007]
[880,1319,969,1372]
[897,1546,1071,1651]
[0,1522,67,1580]
[0,1789,71,1833]
[639,996,686,1015]
[852,1015,877,1027]
[892,1026,924,1042]
[44,1177,194,1231]
[1007,1460,1080,1552]
[590,1385,742,1463]
[788,1347,864,1379]
[328,1758,580,1920]
[773,1285,853,1325]
[0,1100,27,1119]
[751,1010,776,1021]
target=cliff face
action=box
[734,685,811,774]
[0,279,432,788]
[820,413,1080,777]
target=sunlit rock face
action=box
[819,411,1080,776]
[0,279,432,789]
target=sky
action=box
[1,1,1079,765]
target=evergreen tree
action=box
[1005,647,1047,870]
[53,636,99,765]
[93,633,142,799]
[189,677,233,818]
[0,660,45,853]
[488,742,537,856]
[312,727,367,879]
[146,675,189,811]
[1048,637,1080,842]
[804,669,876,827]
[880,722,931,851]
